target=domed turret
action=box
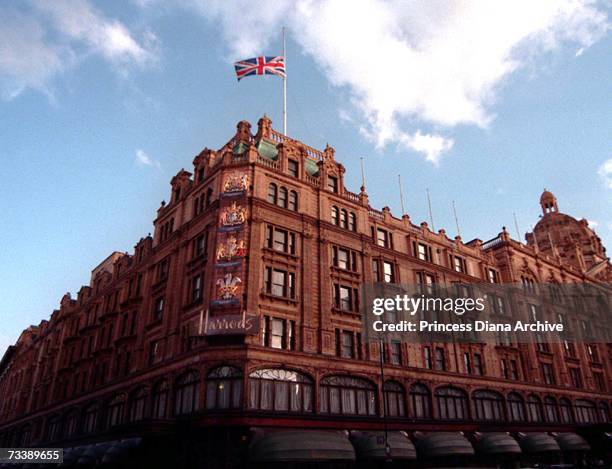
[540,189,558,215]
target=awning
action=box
[554,433,590,452]
[415,432,475,458]
[249,429,355,462]
[518,433,561,453]
[474,432,521,455]
[76,442,112,466]
[350,431,417,460]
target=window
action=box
[464,353,472,374]
[83,404,99,433]
[488,268,499,283]
[587,344,600,362]
[376,228,390,248]
[575,399,597,424]
[327,175,338,193]
[593,372,606,391]
[598,402,609,423]
[151,381,169,419]
[190,275,203,302]
[473,390,505,422]
[64,413,78,437]
[559,398,573,423]
[174,371,200,415]
[383,261,395,283]
[423,346,432,369]
[288,191,298,211]
[266,226,296,254]
[157,258,169,281]
[263,316,295,350]
[410,383,431,419]
[278,187,288,208]
[526,395,543,422]
[338,330,355,358]
[331,206,339,225]
[435,387,469,420]
[206,366,242,410]
[390,341,402,365]
[249,369,313,413]
[415,242,432,262]
[332,246,357,271]
[128,387,147,422]
[149,340,162,365]
[333,284,358,312]
[339,209,347,228]
[106,395,125,427]
[435,347,446,371]
[194,232,207,257]
[543,396,559,423]
[267,183,278,204]
[320,375,376,416]
[452,255,466,273]
[153,297,164,321]
[507,393,525,422]
[417,272,435,295]
[264,267,295,299]
[384,381,406,417]
[372,259,380,282]
[288,159,299,177]
[569,368,582,388]
[510,360,519,380]
[491,295,506,315]
[541,363,555,385]
[46,415,62,441]
[348,212,356,232]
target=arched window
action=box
[106,395,125,427]
[384,381,406,417]
[151,380,169,419]
[249,369,313,413]
[267,183,278,204]
[473,390,505,421]
[598,402,609,423]
[288,191,298,211]
[340,209,348,229]
[526,395,544,422]
[128,387,147,422]
[175,371,200,415]
[83,403,99,434]
[507,393,525,422]
[206,366,243,410]
[435,386,469,420]
[64,411,79,437]
[543,396,559,423]
[348,212,356,232]
[559,397,573,423]
[331,206,339,225]
[574,399,597,424]
[278,187,288,208]
[409,383,431,419]
[320,375,376,416]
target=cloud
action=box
[175,0,608,163]
[0,1,156,100]
[599,158,612,189]
[588,220,599,229]
[135,149,161,169]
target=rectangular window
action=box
[593,372,606,391]
[415,242,432,262]
[288,159,299,177]
[266,225,296,255]
[333,284,358,312]
[341,331,354,358]
[383,261,395,283]
[587,344,600,362]
[473,353,483,375]
[271,318,284,349]
[390,341,402,365]
[510,360,519,380]
[327,175,338,193]
[564,340,576,357]
[153,297,164,321]
[191,275,202,302]
[463,352,471,374]
[569,368,582,388]
[501,359,508,379]
[157,258,169,281]
[541,363,555,385]
[488,268,498,283]
[435,347,446,371]
[452,256,466,273]
[194,232,207,257]
[424,346,432,369]
[335,247,349,270]
[372,259,380,282]
[265,267,295,299]
[376,228,389,248]
[417,272,435,295]
[149,340,161,365]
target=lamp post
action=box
[378,337,392,462]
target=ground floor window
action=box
[249,369,313,413]
[320,375,376,416]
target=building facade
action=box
[0,116,610,468]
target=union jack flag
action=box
[234,56,285,81]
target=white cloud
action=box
[588,220,599,228]
[0,1,156,100]
[599,158,612,189]
[135,149,161,169]
[177,0,608,163]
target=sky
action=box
[1,0,611,354]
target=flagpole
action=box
[282,26,287,135]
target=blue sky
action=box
[1,1,611,353]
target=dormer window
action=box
[288,159,299,177]
[327,175,338,193]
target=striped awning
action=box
[474,432,521,455]
[350,431,416,460]
[518,433,561,453]
[415,432,475,458]
[554,433,590,452]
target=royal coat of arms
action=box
[220,202,247,226]
[216,234,246,261]
[223,173,249,193]
[216,273,242,300]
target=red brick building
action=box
[0,116,610,468]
